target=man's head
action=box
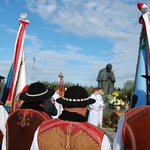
[106,63,112,72]
[56,86,95,115]
[97,87,103,94]
[92,87,102,94]
[19,82,55,103]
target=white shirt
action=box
[0,105,8,135]
[88,93,101,126]
[0,105,9,150]
[97,94,105,127]
[113,116,124,150]
[52,92,63,119]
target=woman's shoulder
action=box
[90,94,97,98]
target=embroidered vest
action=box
[122,106,150,150]
[37,118,105,150]
[6,109,51,150]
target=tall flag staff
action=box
[134,3,150,107]
[140,4,150,105]
[1,13,29,113]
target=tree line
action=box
[0,79,134,104]
[40,80,134,103]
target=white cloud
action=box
[1,0,147,88]
[24,0,143,87]
[25,0,141,36]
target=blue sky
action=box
[0,0,147,88]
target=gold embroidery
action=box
[21,113,27,126]
[65,124,74,149]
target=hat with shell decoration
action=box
[56,86,95,107]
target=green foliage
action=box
[38,79,134,103]
[83,86,93,96]
[38,80,94,96]
[39,81,59,89]
[123,80,134,90]
[122,80,134,102]
[114,87,122,91]
[103,109,121,131]
[118,91,126,100]
[103,110,112,128]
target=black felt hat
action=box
[19,82,55,102]
[0,75,5,82]
[56,86,95,107]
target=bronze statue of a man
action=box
[96,63,116,96]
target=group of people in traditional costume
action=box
[0,82,111,150]
[1,80,149,150]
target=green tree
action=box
[123,80,134,90]
[122,80,134,102]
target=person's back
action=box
[123,106,150,150]
[3,82,54,150]
[88,87,101,127]
[52,88,63,118]
[113,105,150,150]
[31,86,112,150]
[37,118,105,150]
[6,109,50,150]
[97,88,105,128]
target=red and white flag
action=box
[5,17,30,113]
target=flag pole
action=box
[137,3,150,104]
[132,3,149,107]
[3,13,29,113]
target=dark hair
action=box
[92,87,102,93]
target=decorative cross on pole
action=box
[58,72,65,97]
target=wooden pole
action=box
[58,72,65,97]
